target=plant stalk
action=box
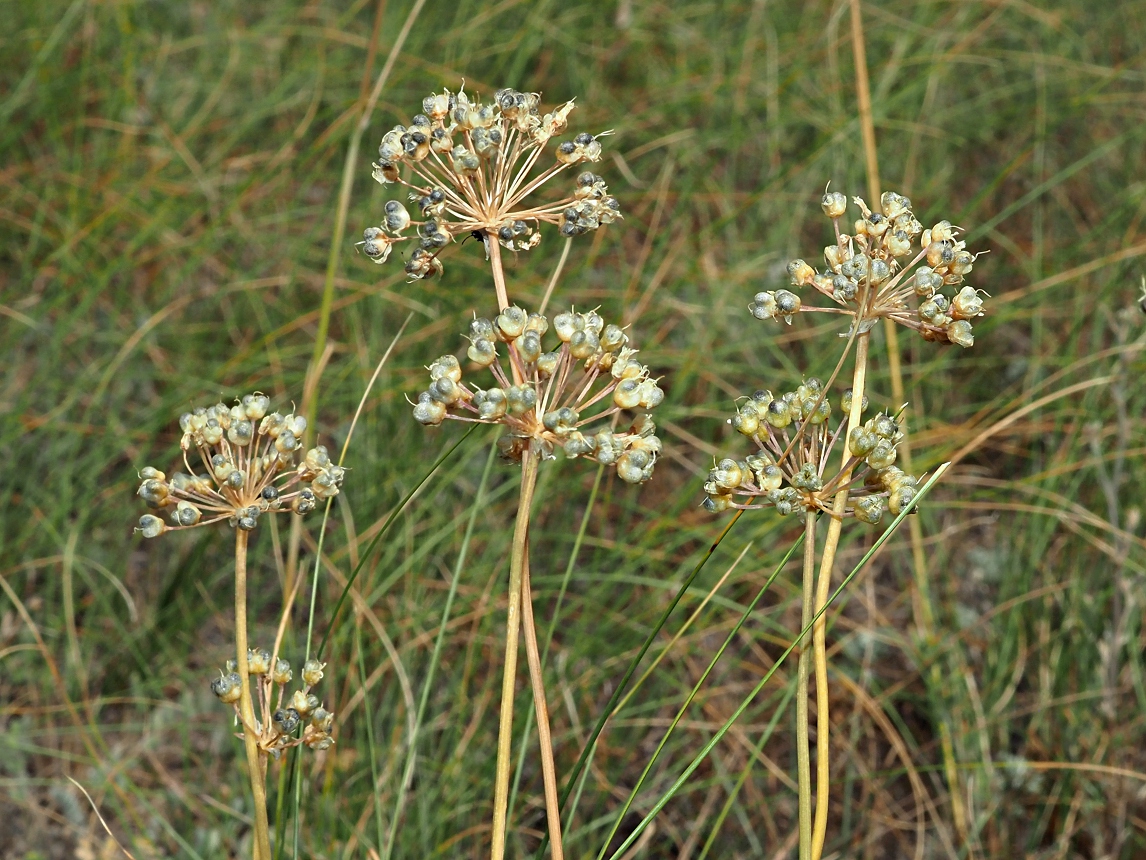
[796,511,817,859]
[809,331,869,859]
[488,236,512,313]
[234,529,272,860]
[490,450,540,860]
[522,562,565,860]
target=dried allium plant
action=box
[361,85,620,310]
[136,393,345,860]
[412,306,663,860]
[713,190,984,860]
[366,84,644,860]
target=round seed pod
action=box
[853,496,885,525]
[137,514,166,538]
[302,660,325,687]
[273,708,301,734]
[821,191,847,219]
[413,396,447,426]
[273,659,293,685]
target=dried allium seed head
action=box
[705,381,920,525]
[134,394,345,538]
[412,307,663,484]
[360,85,621,290]
[751,187,987,346]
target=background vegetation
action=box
[2,0,1145,857]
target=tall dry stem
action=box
[522,566,566,860]
[809,332,868,858]
[796,511,818,858]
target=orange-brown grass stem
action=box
[522,561,566,860]
[490,451,540,860]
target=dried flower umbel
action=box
[704,381,918,525]
[751,190,986,347]
[412,306,663,484]
[361,85,620,284]
[212,652,335,756]
[135,394,344,538]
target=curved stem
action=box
[522,562,565,860]
[234,529,272,860]
[490,451,540,860]
[796,511,818,859]
[809,332,869,859]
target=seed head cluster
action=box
[361,85,620,279]
[704,380,919,525]
[211,651,334,755]
[751,191,986,347]
[413,306,663,484]
[135,394,344,539]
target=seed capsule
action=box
[946,319,975,348]
[302,659,325,687]
[273,708,301,734]
[137,514,166,539]
[821,191,847,218]
[211,672,243,704]
[853,496,885,525]
[273,659,293,685]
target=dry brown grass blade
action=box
[833,672,958,860]
[948,376,1113,467]
[68,777,138,860]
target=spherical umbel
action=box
[360,85,621,290]
[411,307,663,485]
[750,188,986,348]
[134,395,346,538]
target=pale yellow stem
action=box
[796,511,818,859]
[810,332,869,859]
[490,452,540,860]
[234,530,271,860]
[488,234,511,314]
